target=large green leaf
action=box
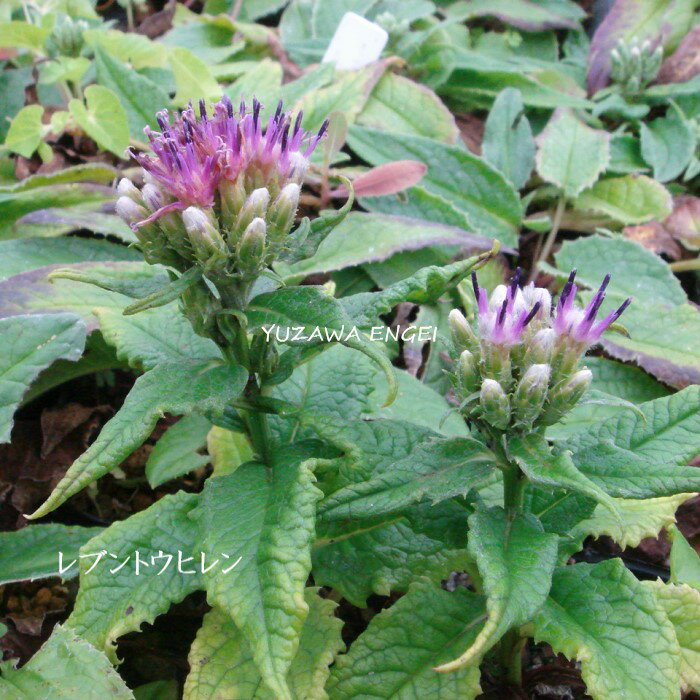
[67,492,201,660]
[0,238,139,281]
[453,0,584,30]
[0,313,86,442]
[184,589,343,700]
[509,435,621,517]
[169,47,222,107]
[549,355,670,440]
[0,524,102,585]
[535,108,610,198]
[533,560,681,700]
[550,234,700,387]
[571,493,694,549]
[435,506,558,672]
[565,387,700,498]
[346,126,521,245]
[645,580,700,692]
[246,285,398,406]
[28,360,248,519]
[357,72,458,144]
[192,447,323,700]
[69,85,130,158]
[94,303,219,371]
[279,211,491,278]
[574,174,673,224]
[225,59,283,113]
[441,50,591,110]
[328,578,485,699]
[317,436,495,527]
[94,46,169,138]
[640,109,697,183]
[482,88,535,189]
[0,625,133,699]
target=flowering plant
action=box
[4,91,700,700]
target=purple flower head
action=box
[553,269,631,345]
[127,97,328,228]
[472,269,542,346]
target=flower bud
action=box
[117,178,142,203]
[141,183,164,212]
[288,152,310,184]
[116,196,147,225]
[512,363,550,429]
[458,349,479,395]
[524,328,556,366]
[219,178,247,233]
[448,309,478,352]
[235,188,270,236]
[267,183,300,244]
[541,368,592,425]
[237,218,267,274]
[479,378,510,430]
[183,206,228,271]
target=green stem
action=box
[500,628,524,686]
[531,195,566,281]
[669,257,700,272]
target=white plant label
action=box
[322,12,388,71]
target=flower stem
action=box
[531,196,566,281]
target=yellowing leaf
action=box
[170,47,222,108]
[69,85,130,158]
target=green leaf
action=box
[225,58,283,114]
[69,85,130,158]
[304,417,470,606]
[3,105,44,158]
[640,109,697,183]
[0,313,86,443]
[509,434,621,518]
[435,506,558,672]
[49,263,170,300]
[347,126,521,245]
[94,45,170,138]
[535,108,610,198]
[67,492,201,661]
[145,414,211,488]
[357,72,458,144]
[328,578,485,699]
[169,47,223,107]
[565,387,700,498]
[297,64,386,134]
[574,174,673,224]
[184,588,343,699]
[482,88,535,189]
[549,355,670,440]
[84,28,168,69]
[533,560,681,700]
[452,0,584,30]
[0,524,102,585]
[0,625,133,699]
[246,286,397,406]
[0,238,139,281]
[645,580,700,693]
[669,525,700,591]
[94,302,219,371]
[28,360,247,519]
[317,436,495,527]
[550,234,700,387]
[0,21,49,52]
[0,67,33,143]
[442,51,591,110]
[192,447,323,700]
[571,493,694,549]
[280,211,493,278]
[207,425,253,477]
